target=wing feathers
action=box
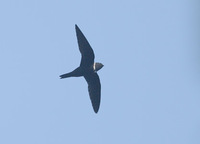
[75,25,95,67]
[84,73,101,113]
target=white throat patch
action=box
[93,62,103,72]
[93,63,96,71]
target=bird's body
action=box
[60,25,103,113]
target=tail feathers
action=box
[60,73,71,79]
[60,67,83,79]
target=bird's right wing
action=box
[75,25,95,67]
[84,73,101,113]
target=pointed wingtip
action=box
[75,24,79,30]
[93,105,100,113]
[94,109,99,114]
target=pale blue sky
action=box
[0,0,200,144]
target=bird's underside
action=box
[60,25,103,113]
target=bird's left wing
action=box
[84,73,101,113]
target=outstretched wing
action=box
[84,73,101,113]
[75,25,95,68]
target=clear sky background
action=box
[0,0,200,144]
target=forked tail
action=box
[60,67,83,79]
[60,73,72,79]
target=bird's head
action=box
[93,62,104,72]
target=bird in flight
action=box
[60,24,103,113]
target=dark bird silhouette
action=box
[60,25,103,113]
